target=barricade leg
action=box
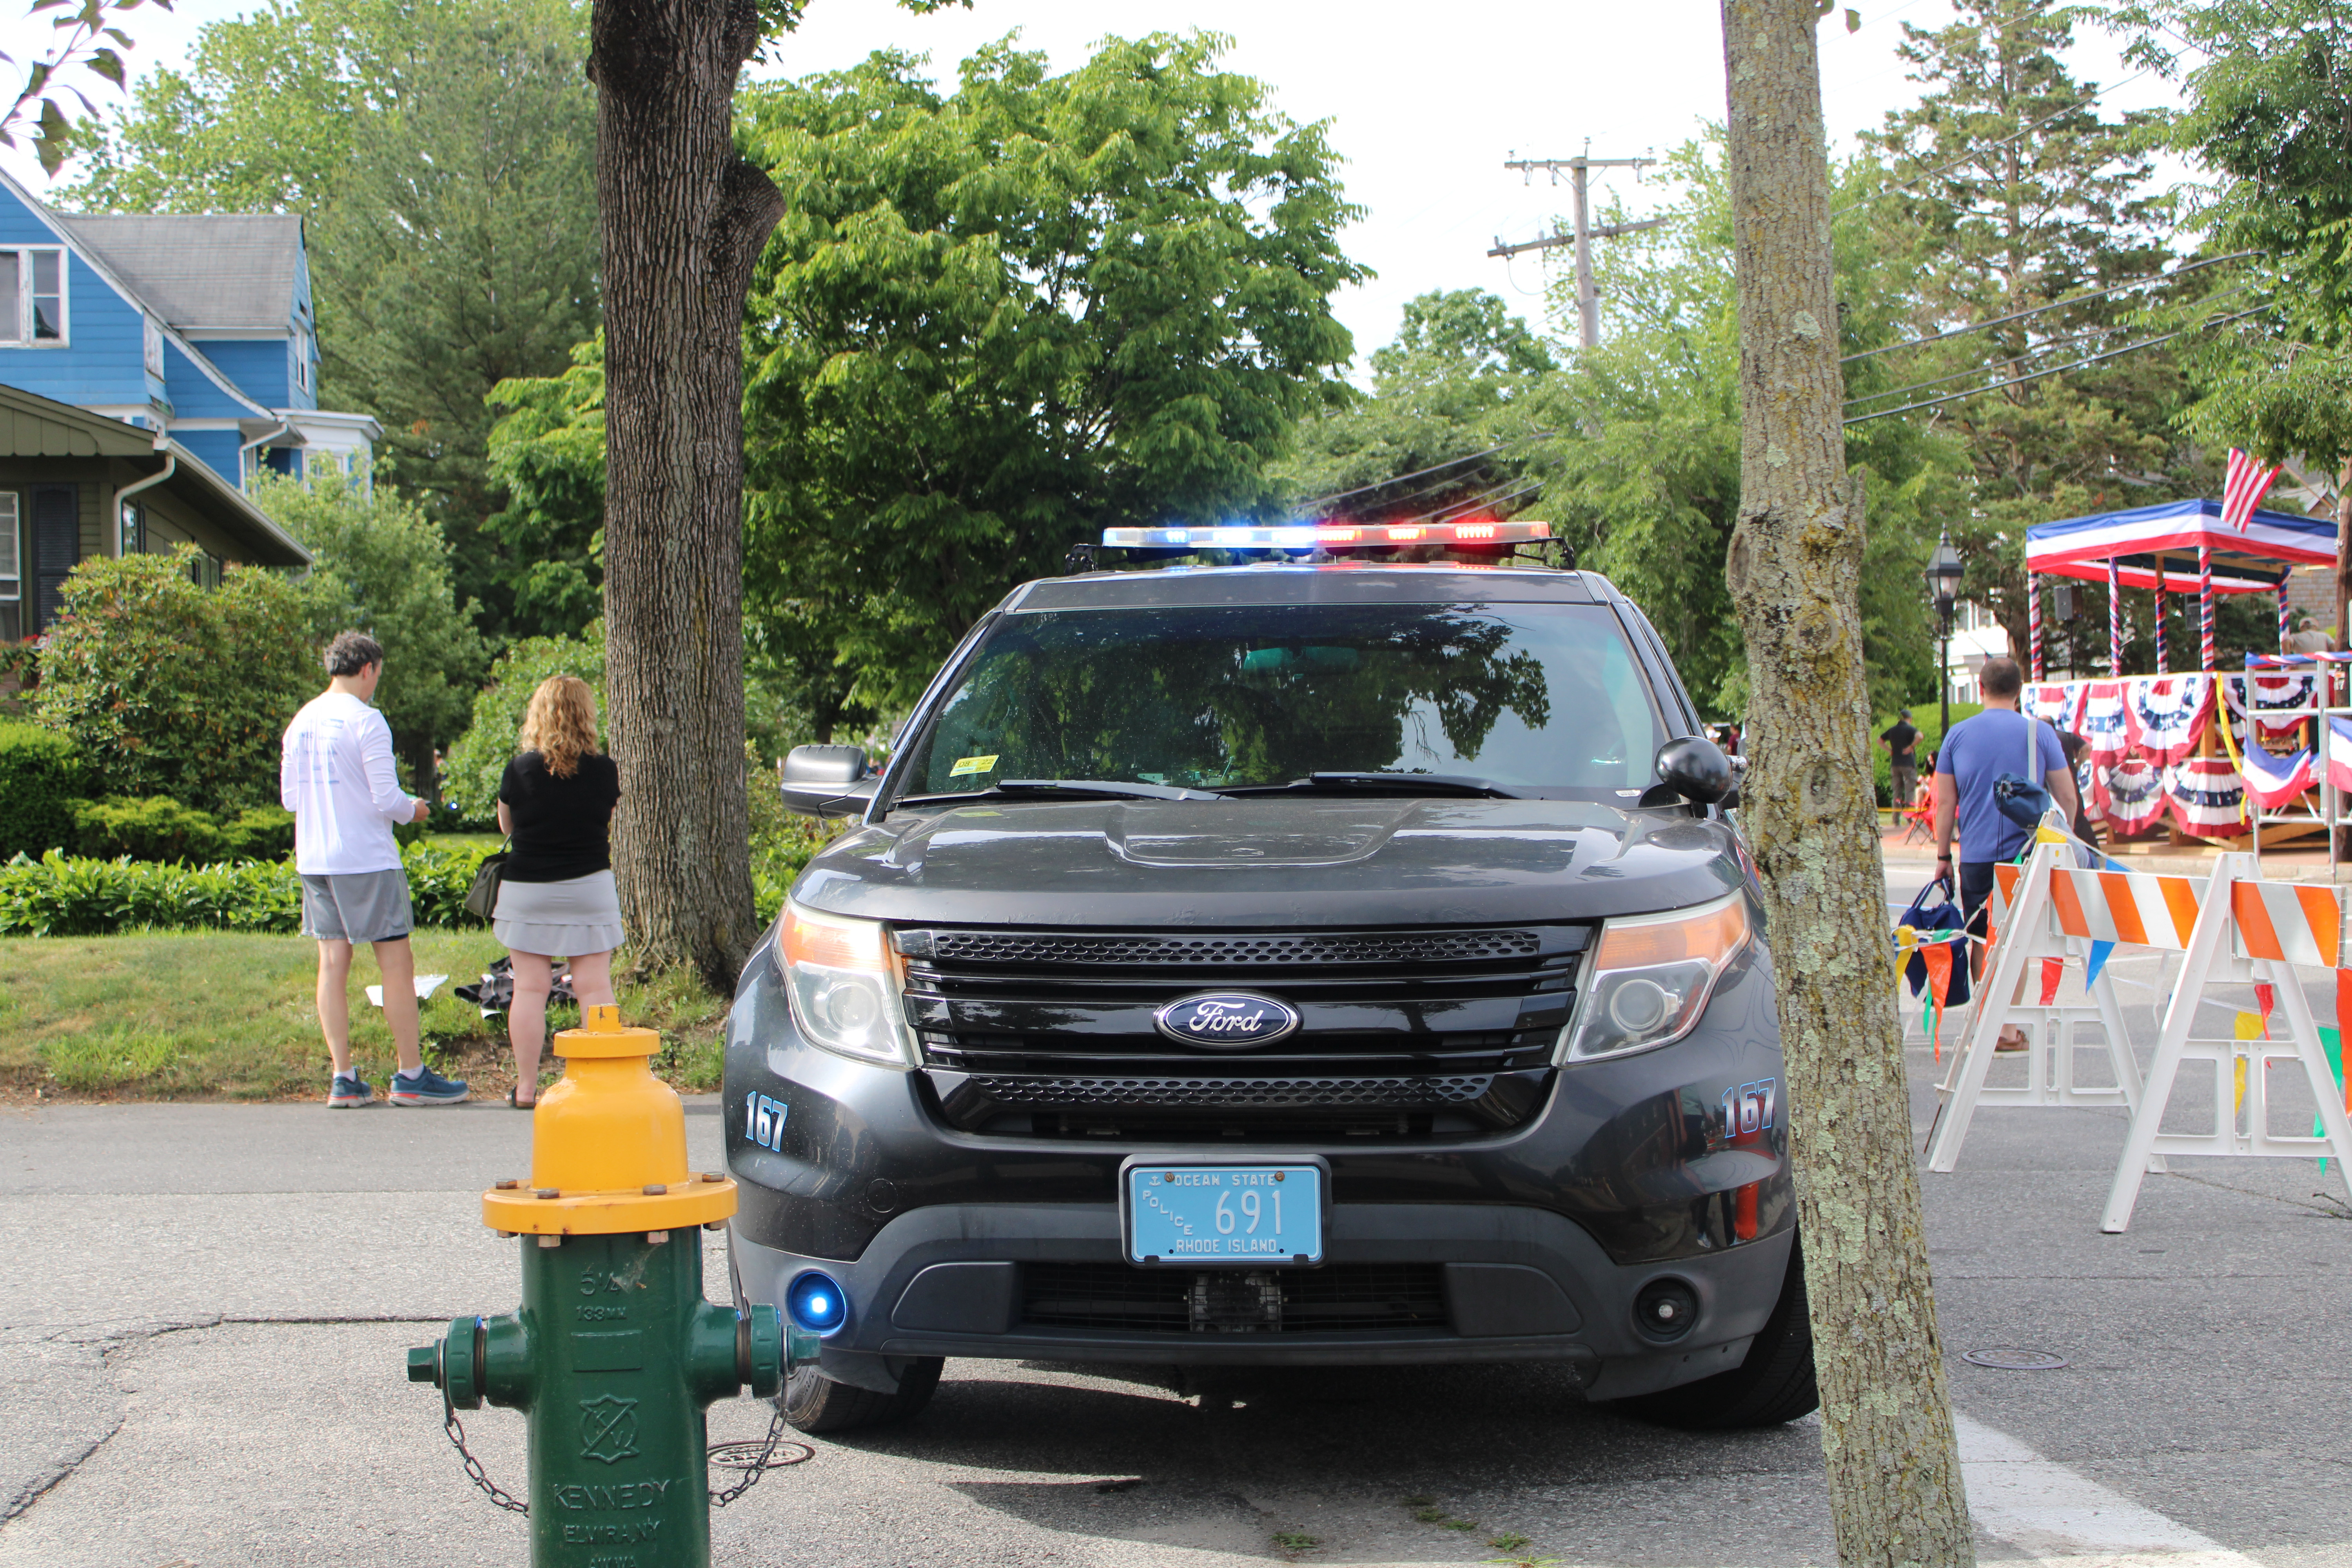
[1927,846,2054,1174]
[2249,955,2352,1205]
[2101,857,2244,1233]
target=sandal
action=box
[508,1086,537,1110]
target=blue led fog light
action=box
[787,1270,849,1334]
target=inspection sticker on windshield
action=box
[1124,1163,1323,1265]
[948,754,1000,777]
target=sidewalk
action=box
[1877,818,2350,883]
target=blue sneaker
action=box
[328,1073,373,1109]
[387,1065,469,1106]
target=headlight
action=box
[1559,891,1751,1063]
[775,902,916,1069]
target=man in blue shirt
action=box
[1931,657,2081,1047]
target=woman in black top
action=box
[494,675,624,1106]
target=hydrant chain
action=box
[708,1398,795,1508]
[445,1401,530,1515]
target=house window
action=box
[118,501,144,557]
[0,248,65,344]
[0,493,19,642]
[143,316,164,378]
[294,326,312,394]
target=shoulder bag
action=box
[465,838,512,922]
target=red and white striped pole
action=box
[2153,554,2168,675]
[2027,572,2044,680]
[2198,547,2216,670]
[2109,556,2123,675]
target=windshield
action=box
[895,601,1671,801]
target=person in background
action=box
[494,675,624,1108]
[2288,614,2332,656]
[281,631,468,1108]
[2053,721,2098,848]
[1881,708,1920,808]
[1934,657,2081,1050]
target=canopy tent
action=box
[2027,498,2334,596]
[2019,497,2339,676]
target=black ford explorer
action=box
[722,545,1811,1435]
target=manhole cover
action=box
[1962,1347,2069,1371]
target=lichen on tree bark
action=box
[1718,2,1976,1564]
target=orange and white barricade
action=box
[1926,829,2154,1174]
[2099,853,2352,1231]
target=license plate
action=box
[1123,1163,1323,1265]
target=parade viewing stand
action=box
[2020,497,2349,876]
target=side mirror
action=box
[1651,735,1735,807]
[781,744,875,818]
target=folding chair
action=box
[1898,776,1937,846]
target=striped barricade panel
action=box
[2229,880,2347,968]
[2046,869,2203,951]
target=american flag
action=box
[2222,447,2283,532]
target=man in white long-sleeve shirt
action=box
[281,632,468,1107]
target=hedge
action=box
[0,842,491,937]
[0,722,88,860]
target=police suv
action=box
[722,520,1809,1434]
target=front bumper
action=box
[724,929,1792,1401]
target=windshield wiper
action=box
[1224,771,1526,800]
[897,778,1227,806]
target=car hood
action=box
[790,796,1749,929]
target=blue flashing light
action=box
[1100,520,1552,551]
[786,1270,849,1335]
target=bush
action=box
[0,720,89,858]
[442,622,606,823]
[74,796,227,862]
[0,842,490,937]
[222,806,296,860]
[36,546,319,815]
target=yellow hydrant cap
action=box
[481,1004,736,1236]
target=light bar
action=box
[1100,520,1553,549]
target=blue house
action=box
[0,168,383,639]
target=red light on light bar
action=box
[1387,526,1425,541]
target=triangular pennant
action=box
[2084,939,2116,987]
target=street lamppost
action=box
[1926,535,1964,744]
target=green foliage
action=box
[1277,289,1555,523]
[35,547,318,816]
[739,33,1363,716]
[1514,140,1956,717]
[1855,0,2209,664]
[253,472,489,786]
[0,721,89,859]
[441,622,606,822]
[66,797,298,863]
[68,0,603,639]
[0,842,489,937]
[486,337,608,639]
[2120,0,2352,477]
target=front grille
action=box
[900,923,1585,1141]
[1021,1262,1448,1334]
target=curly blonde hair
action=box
[519,675,600,779]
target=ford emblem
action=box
[1154,991,1301,1049]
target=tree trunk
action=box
[587,0,777,990]
[1717,5,1977,1566]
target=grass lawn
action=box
[0,931,731,1102]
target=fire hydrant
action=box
[407,1005,790,1566]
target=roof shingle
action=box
[49,212,303,332]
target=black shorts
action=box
[1958,860,1999,937]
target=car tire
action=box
[781,1356,944,1435]
[1615,1240,1818,1430]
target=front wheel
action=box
[781,1356,944,1435]
[1613,1240,1818,1429]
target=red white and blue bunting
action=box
[2165,757,2247,838]
[2024,683,2082,730]
[2077,681,2133,764]
[2125,674,2215,766]
[2237,741,2317,811]
[2102,758,2170,835]
[2222,671,2318,747]
[2328,717,2352,795]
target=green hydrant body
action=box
[407,1007,788,1568]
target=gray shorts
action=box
[300,869,415,944]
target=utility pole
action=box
[1490,144,1660,348]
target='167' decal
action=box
[1721,1078,1777,1140]
[746,1092,787,1151]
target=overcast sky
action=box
[4,0,2181,367]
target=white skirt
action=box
[494,869,625,958]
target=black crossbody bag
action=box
[464,837,512,922]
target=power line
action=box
[1287,439,1526,513]
[1844,321,2123,406]
[1842,250,2258,365]
[1842,307,2263,425]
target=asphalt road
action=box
[4,888,2348,1567]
